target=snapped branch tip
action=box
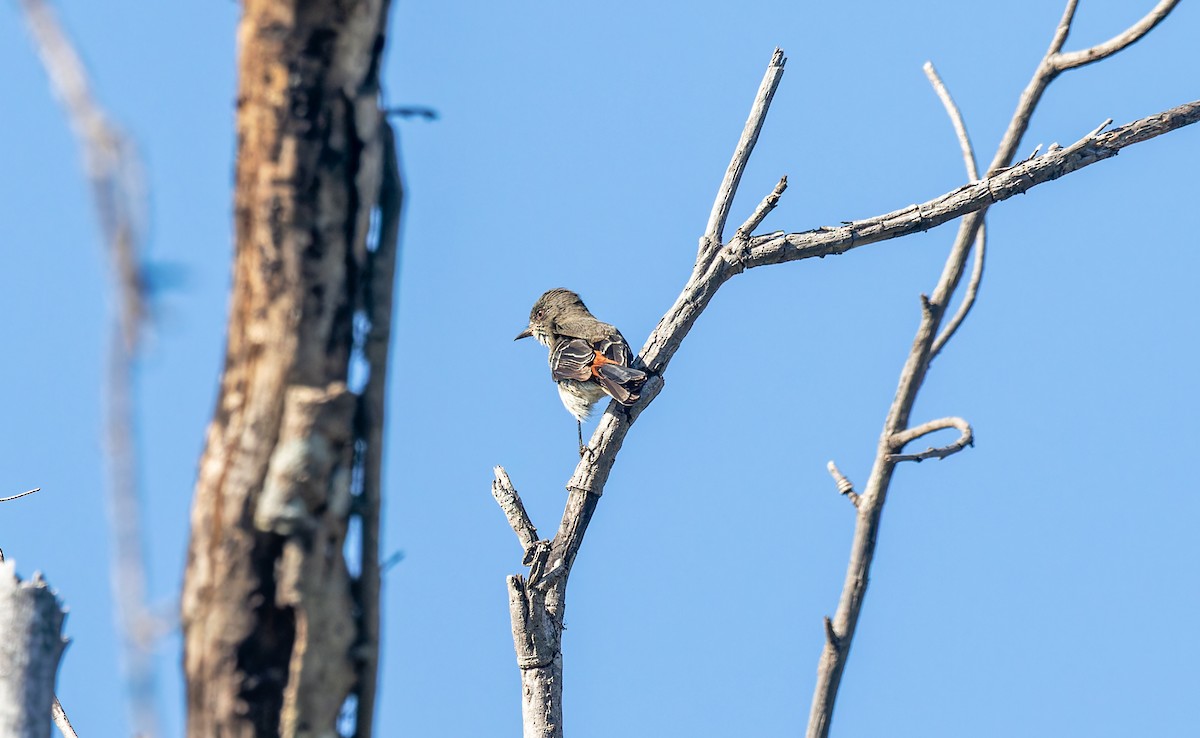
[826,461,860,507]
[823,616,839,650]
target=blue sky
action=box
[1,1,1197,736]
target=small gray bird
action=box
[516,288,647,454]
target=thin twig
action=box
[826,462,859,508]
[888,417,974,462]
[701,48,787,259]
[383,105,439,121]
[0,488,41,504]
[930,223,985,360]
[1059,118,1113,156]
[1047,0,1080,57]
[923,61,985,361]
[923,62,980,181]
[735,175,789,241]
[1054,0,1180,71]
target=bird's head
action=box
[515,288,586,347]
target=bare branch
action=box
[923,62,980,181]
[807,7,1183,734]
[701,48,787,258]
[826,461,860,509]
[744,101,1200,269]
[1060,118,1113,156]
[505,94,1199,738]
[18,0,147,348]
[0,488,40,504]
[888,417,974,462]
[51,697,79,738]
[1054,0,1181,71]
[923,61,985,361]
[1048,0,1080,56]
[735,175,789,241]
[19,2,158,735]
[493,467,539,552]
[930,222,985,360]
[495,11,1194,733]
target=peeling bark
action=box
[181,1,396,736]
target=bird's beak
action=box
[514,326,533,341]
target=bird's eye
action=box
[535,310,544,320]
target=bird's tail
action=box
[593,363,647,405]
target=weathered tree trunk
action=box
[0,561,67,738]
[181,1,397,736]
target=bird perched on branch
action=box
[516,288,647,455]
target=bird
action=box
[515,288,647,455]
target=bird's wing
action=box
[553,314,620,345]
[593,331,633,366]
[554,316,634,367]
[550,338,594,382]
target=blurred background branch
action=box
[18,1,161,736]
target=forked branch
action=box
[493,5,1193,733]
[1054,0,1179,70]
[702,48,787,257]
[923,61,986,362]
[806,4,1182,737]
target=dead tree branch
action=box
[495,5,1192,735]
[51,697,80,738]
[826,462,860,509]
[702,48,787,259]
[18,1,159,734]
[493,467,539,553]
[923,61,986,362]
[1054,0,1179,70]
[888,417,974,463]
[806,3,1181,736]
[0,563,68,738]
[734,101,1198,271]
